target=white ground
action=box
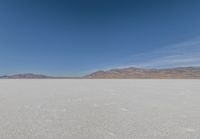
[0,79,200,139]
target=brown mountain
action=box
[83,67,200,79]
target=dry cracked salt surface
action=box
[0,79,200,139]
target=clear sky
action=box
[0,0,200,76]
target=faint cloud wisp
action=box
[126,37,200,68]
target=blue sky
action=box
[0,0,200,76]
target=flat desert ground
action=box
[0,80,200,139]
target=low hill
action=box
[0,73,51,79]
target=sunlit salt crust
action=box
[0,79,200,139]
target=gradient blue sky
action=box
[0,0,200,76]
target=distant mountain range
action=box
[0,73,78,79]
[0,73,52,79]
[1,67,200,79]
[84,67,200,79]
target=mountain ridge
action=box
[0,67,200,79]
[0,73,78,79]
[83,67,200,79]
